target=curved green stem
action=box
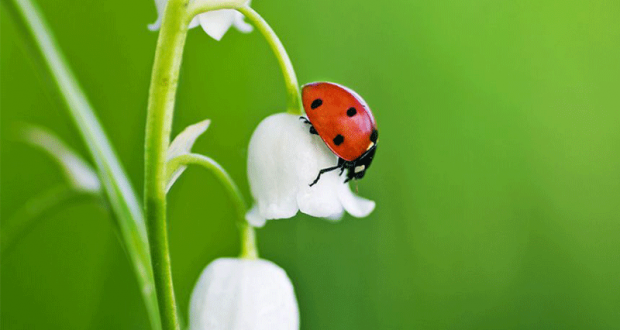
[166,154,246,219]
[144,0,191,329]
[147,1,295,326]
[237,6,301,114]
[166,153,258,259]
[188,3,302,115]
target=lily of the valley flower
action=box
[149,0,253,41]
[246,113,375,227]
[189,258,299,330]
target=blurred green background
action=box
[2,0,619,329]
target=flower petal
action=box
[189,16,200,29]
[148,0,167,30]
[23,126,101,193]
[291,123,345,219]
[149,12,199,31]
[150,0,252,38]
[189,258,299,330]
[166,119,211,191]
[296,167,344,220]
[245,205,267,227]
[337,182,376,218]
[246,113,376,225]
[247,114,302,223]
[153,0,167,17]
[198,9,237,41]
[148,17,162,31]
[232,11,253,33]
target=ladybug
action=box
[301,82,378,186]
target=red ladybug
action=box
[301,82,378,186]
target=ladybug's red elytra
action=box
[301,82,378,186]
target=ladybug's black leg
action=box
[299,117,319,135]
[337,158,347,176]
[309,165,341,187]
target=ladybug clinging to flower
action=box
[301,82,378,186]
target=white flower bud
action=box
[149,0,253,41]
[189,258,299,330]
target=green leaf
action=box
[5,0,161,329]
[22,125,101,193]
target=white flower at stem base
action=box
[189,258,299,330]
[149,0,253,41]
[246,113,375,227]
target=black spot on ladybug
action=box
[346,107,357,117]
[370,129,378,143]
[311,99,323,109]
[333,134,344,146]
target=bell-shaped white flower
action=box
[246,113,375,227]
[189,258,299,330]
[149,0,253,41]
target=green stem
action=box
[147,2,296,326]
[144,0,192,328]
[188,3,302,114]
[166,153,258,259]
[237,6,301,114]
[166,154,246,219]
[239,223,258,259]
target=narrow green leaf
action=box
[22,125,102,193]
[5,1,161,329]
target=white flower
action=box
[245,113,375,227]
[149,0,253,41]
[189,258,299,330]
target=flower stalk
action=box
[236,6,301,114]
[166,154,247,220]
[166,153,259,259]
[188,3,302,114]
[144,0,191,328]
[147,1,300,328]
[240,223,258,259]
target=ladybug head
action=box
[346,138,377,182]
